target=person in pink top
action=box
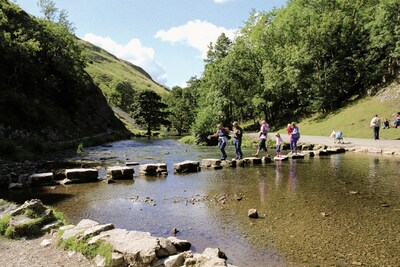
[275,132,283,157]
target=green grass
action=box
[278,83,400,140]
[59,234,113,266]
[82,40,169,100]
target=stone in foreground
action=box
[139,163,168,176]
[173,160,200,173]
[274,155,288,161]
[248,209,258,219]
[107,166,134,180]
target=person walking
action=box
[232,121,243,160]
[370,115,381,140]
[289,122,300,155]
[253,120,269,157]
[208,123,229,160]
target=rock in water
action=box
[248,209,258,219]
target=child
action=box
[275,132,283,157]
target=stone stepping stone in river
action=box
[107,166,134,180]
[173,160,200,173]
[274,155,289,161]
[221,160,237,168]
[139,163,168,176]
[201,159,223,170]
[125,161,140,166]
[28,172,54,186]
[243,157,262,165]
[261,156,272,164]
[287,153,305,159]
[64,168,99,183]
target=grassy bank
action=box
[280,83,400,140]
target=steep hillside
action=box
[0,1,129,157]
[296,82,400,139]
[82,40,169,111]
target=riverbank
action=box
[246,133,400,156]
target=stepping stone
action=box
[288,153,305,159]
[64,168,99,183]
[221,160,237,168]
[28,172,54,186]
[125,162,140,166]
[243,157,262,165]
[201,159,222,168]
[139,163,168,176]
[173,161,200,173]
[274,156,288,161]
[107,166,134,180]
[262,156,272,164]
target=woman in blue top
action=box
[208,123,229,160]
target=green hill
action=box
[293,82,400,140]
[81,40,169,112]
[0,1,129,158]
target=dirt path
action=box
[0,233,96,267]
[246,132,400,154]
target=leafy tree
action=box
[37,0,75,33]
[165,85,197,135]
[130,90,170,135]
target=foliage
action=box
[59,235,113,266]
[76,142,84,153]
[191,0,400,132]
[130,90,170,135]
[165,85,198,135]
[0,215,11,235]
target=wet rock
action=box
[221,160,236,168]
[171,228,179,235]
[58,178,73,185]
[248,209,258,219]
[262,156,272,164]
[28,172,54,186]
[302,151,315,157]
[167,236,191,251]
[243,157,262,165]
[64,168,99,183]
[288,153,305,159]
[107,166,134,180]
[235,159,246,167]
[314,144,327,150]
[8,183,23,189]
[125,161,140,166]
[274,155,288,161]
[201,159,221,168]
[173,160,200,173]
[315,150,330,156]
[139,163,168,176]
[321,212,329,217]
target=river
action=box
[1,138,399,266]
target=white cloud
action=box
[154,20,236,59]
[83,33,167,84]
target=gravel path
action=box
[0,233,97,267]
[247,132,400,154]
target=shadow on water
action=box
[2,138,400,266]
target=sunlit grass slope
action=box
[81,40,169,99]
[297,83,400,139]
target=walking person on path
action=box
[370,114,381,140]
[208,123,229,160]
[253,120,269,157]
[232,121,243,160]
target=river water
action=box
[2,139,400,266]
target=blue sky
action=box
[15,0,286,88]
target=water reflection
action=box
[288,160,298,192]
[274,161,283,188]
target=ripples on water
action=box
[1,139,399,266]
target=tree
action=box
[37,0,75,33]
[130,90,170,135]
[165,86,197,135]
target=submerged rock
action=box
[248,209,258,219]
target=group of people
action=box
[208,120,301,161]
[370,112,399,140]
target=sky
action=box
[15,0,286,88]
